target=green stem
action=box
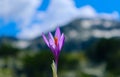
[51,60,58,77]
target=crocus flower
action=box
[42,27,65,67]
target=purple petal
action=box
[42,33,49,47]
[59,33,65,51]
[48,32,54,42]
[48,32,56,49]
[55,27,61,41]
[49,45,56,56]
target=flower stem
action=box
[51,60,58,77]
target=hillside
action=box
[0,18,120,51]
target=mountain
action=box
[0,36,18,46]
[27,18,120,51]
[0,18,120,51]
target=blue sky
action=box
[39,0,120,12]
[0,0,120,39]
[0,22,18,36]
[74,0,120,13]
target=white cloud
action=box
[18,24,42,39]
[77,5,97,18]
[17,0,119,39]
[0,0,42,27]
[98,11,119,20]
[0,0,119,39]
[18,0,79,39]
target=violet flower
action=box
[42,27,65,67]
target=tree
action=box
[0,44,19,57]
[86,38,120,76]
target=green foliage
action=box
[22,50,53,77]
[86,38,120,76]
[22,51,79,77]
[0,44,19,57]
[86,38,120,63]
[106,50,120,75]
[77,72,96,77]
[58,52,79,71]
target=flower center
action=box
[54,37,58,46]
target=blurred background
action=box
[0,0,120,77]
